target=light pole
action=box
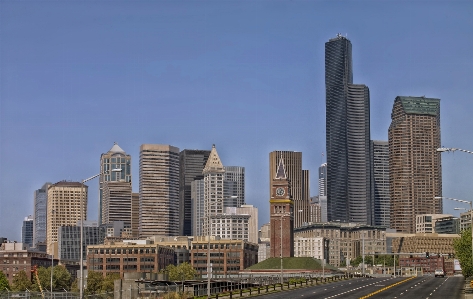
[436,196,473,272]
[80,169,121,299]
[437,147,473,155]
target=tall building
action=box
[223,166,245,208]
[202,145,225,236]
[99,143,131,225]
[33,183,51,247]
[58,221,105,262]
[179,149,210,236]
[139,144,180,237]
[22,216,34,248]
[389,96,442,233]
[46,181,86,256]
[325,34,372,224]
[371,140,390,227]
[191,179,205,236]
[131,192,139,238]
[270,156,294,258]
[318,163,327,197]
[102,181,132,224]
[269,151,310,229]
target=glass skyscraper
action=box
[325,34,372,224]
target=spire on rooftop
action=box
[275,154,287,179]
[203,144,225,174]
[108,142,125,153]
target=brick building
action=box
[87,240,174,278]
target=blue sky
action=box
[1,1,472,241]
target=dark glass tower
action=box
[179,149,210,236]
[325,34,372,224]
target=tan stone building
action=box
[389,232,458,256]
[295,223,386,267]
[47,181,86,257]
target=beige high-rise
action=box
[139,144,180,237]
[46,181,86,257]
[389,96,442,233]
[269,151,310,228]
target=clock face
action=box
[276,187,285,196]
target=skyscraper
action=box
[371,140,390,227]
[191,179,205,236]
[99,143,131,225]
[47,181,86,256]
[179,149,210,236]
[33,182,51,247]
[102,181,132,225]
[318,163,327,197]
[389,96,442,233]
[269,151,310,228]
[139,144,180,237]
[22,215,34,248]
[223,166,245,208]
[202,145,225,236]
[325,34,372,224]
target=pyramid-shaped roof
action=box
[275,155,287,179]
[108,142,125,153]
[203,144,225,174]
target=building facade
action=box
[179,149,211,236]
[33,183,51,247]
[371,140,390,227]
[191,179,205,236]
[99,143,132,225]
[190,237,258,277]
[225,205,258,244]
[131,193,139,238]
[389,232,457,256]
[202,145,226,237]
[223,166,245,208]
[22,216,34,248]
[102,181,132,225]
[58,223,106,262]
[87,241,175,278]
[294,236,325,260]
[207,214,250,242]
[269,151,309,229]
[139,144,180,237]
[47,181,86,256]
[415,214,453,234]
[325,34,372,225]
[389,96,442,233]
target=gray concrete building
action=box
[371,140,390,227]
[33,183,51,247]
[22,215,34,248]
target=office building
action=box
[102,181,132,225]
[225,204,258,244]
[33,183,51,247]
[318,163,327,197]
[99,143,132,225]
[371,140,390,227]
[191,179,205,236]
[131,193,139,238]
[309,196,322,223]
[435,217,460,234]
[223,166,245,208]
[269,151,310,229]
[389,96,442,233]
[22,216,34,248]
[294,236,325,260]
[202,145,226,236]
[46,181,86,256]
[139,144,180,237]
[179,149,210,236]
[208,214,251,241]
[415,214,453,234]
[325,34,372,225]
[58,221,105,262]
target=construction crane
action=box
[31,265,45,299]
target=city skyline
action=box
[1,1,473,240]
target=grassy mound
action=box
[246,257,338,270]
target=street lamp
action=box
[437,147,473,155]
[79,168,121,299]
[435,196,473,271]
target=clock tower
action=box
[270,155,294,258]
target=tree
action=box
[84,271,104,296]
[0,271,10,292]
[453,228,472,277]
[101,273,120,293]
[70,278,79,293]
[31,266,49,292]
[161,263,196,281]
[52,265,72,291]
[11,270,32,291]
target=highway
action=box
[253,276,464,299]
